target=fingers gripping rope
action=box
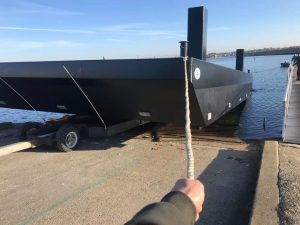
[183,57,194,179]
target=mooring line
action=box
[62,65,107,129]
[183,57,194,179]
[0,77,37,112]
[0,77,46,122]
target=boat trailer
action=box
[0,116,147,155]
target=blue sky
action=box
[0,0,299,61]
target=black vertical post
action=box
[236,49,244,71]
[179,41,189,58]
[187,6,208,60]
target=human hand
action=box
[172,179,205,221]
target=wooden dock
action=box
[283,65,300,144]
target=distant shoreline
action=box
[208,46,300,58]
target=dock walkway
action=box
[283,65,300,144]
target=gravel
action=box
[278,144,300,225]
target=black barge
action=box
[0,6,252,151]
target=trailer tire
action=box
[18,122,42,140]
[56,124,80,152]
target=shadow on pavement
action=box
[196,142,262,225]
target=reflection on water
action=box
[0,55,291,139]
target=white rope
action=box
[183,57,194,179]
[0,76,47,123]
[62,65,107,129]
[0,77,37,111]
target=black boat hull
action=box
[0,57,252,127]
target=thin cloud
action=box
[104,38,129,42]
[209,26,231,32]
[0,40,83,49]
[139,30,178,37]
[95,23,183,37]
[97,23,149,32]
[11,0,82,16]
[0,26,97,34]
[0,23,183,38]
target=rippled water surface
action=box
[0,55,292,139]
[209,54,291,139]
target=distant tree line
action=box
[207,46,300,58]
[245,46,300,56]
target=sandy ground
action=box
[278,144,300,225]
[0,124,261,225]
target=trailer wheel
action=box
[18,122,42,140]
[56,124,80,152]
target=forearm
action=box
[124,191,196,225]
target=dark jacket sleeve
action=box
[124,191,196,225]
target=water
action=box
[209,54,291,139]
[0,55,292,139]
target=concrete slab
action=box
[250,140,279,225]
[0,125,262,225]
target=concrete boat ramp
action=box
[0,124,299,225]
[0,124,261,225]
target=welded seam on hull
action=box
[62,65,107,129]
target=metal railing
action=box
[283,64,298,139]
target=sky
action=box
[0,0,299,61]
